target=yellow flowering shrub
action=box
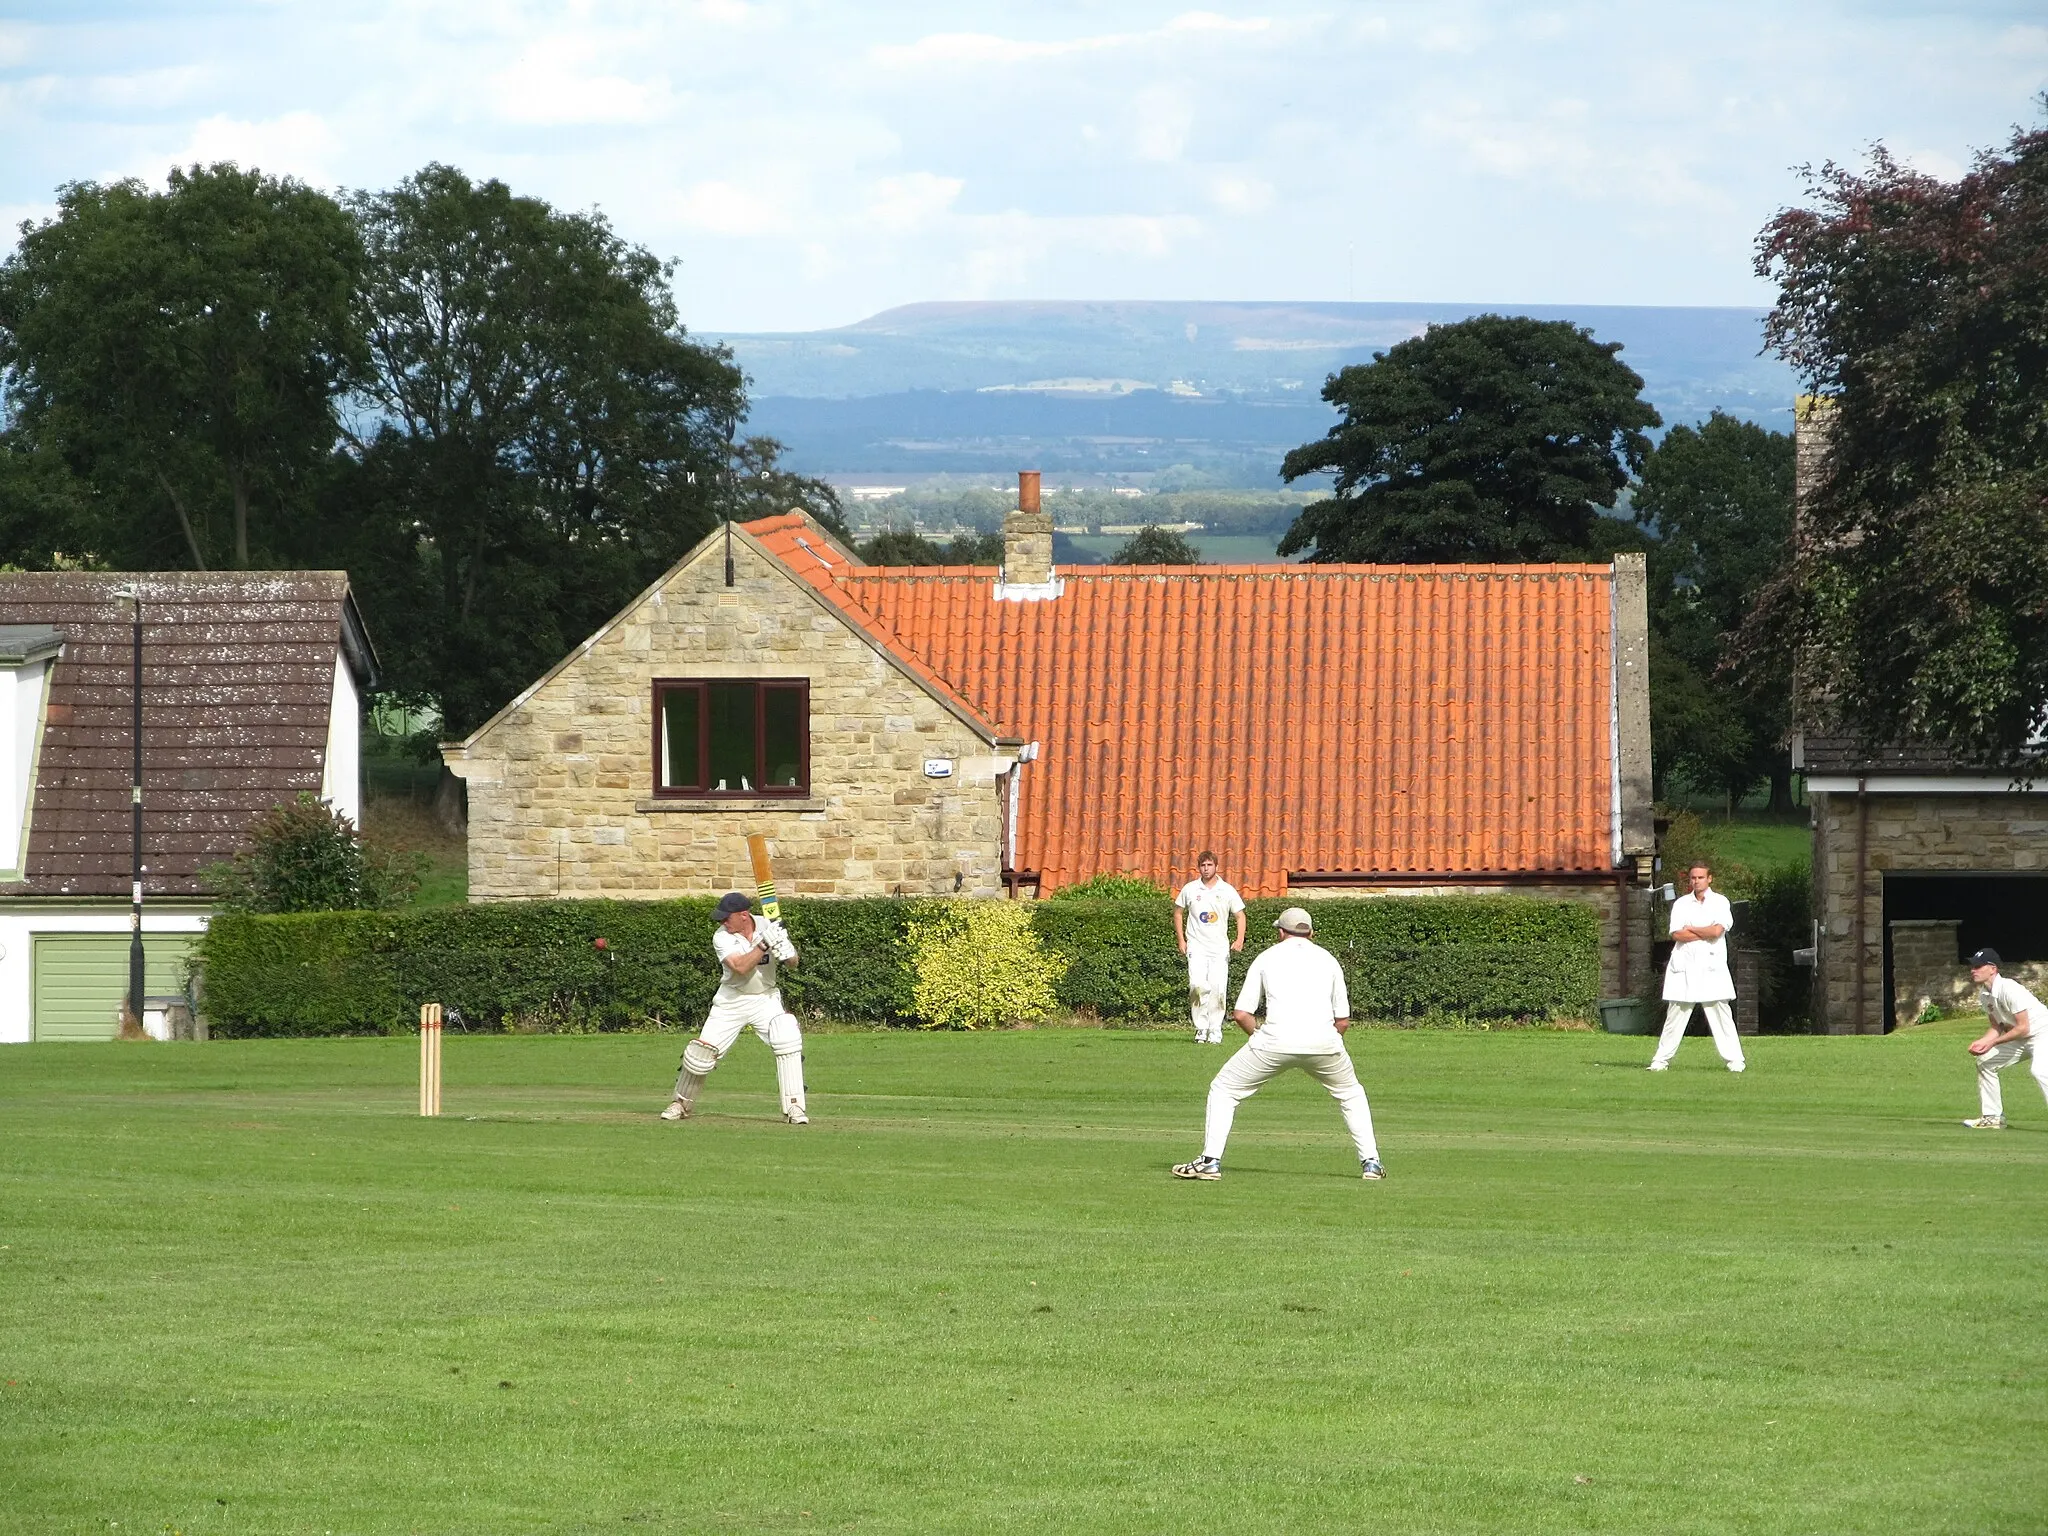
[902,900,1065,1030]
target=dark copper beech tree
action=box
[1749,113,2048,762]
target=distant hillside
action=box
[709,300,1799,482]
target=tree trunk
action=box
[431,764,468,840]
[153,468,208,570]
[231,468,250,568]
[1768,765,1796,814]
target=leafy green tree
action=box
[857,527,1004,565]
[1634,413,1797,807]
[1111,525,1200,564]
[1279,315,1661,562]
[1750,120,2048,761]
[0,165,365,570]
[339,165,744,738]
[731,435,850,538]
[205,792,423,913]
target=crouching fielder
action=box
[661,891,808,1124]
[1172,906,1384,1182]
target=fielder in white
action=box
[661,891,808,1124]
[1961,946,2048,1129]
[1174,851,1246,1044]
[1172,906,1385,1182]
[1648,861,1745,1073]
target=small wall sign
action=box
[923,758,954,778]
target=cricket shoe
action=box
[784,1108,810,1125]
[1172,1156,1222,1181]
[1360,1158,1386,1181]
[659,1098,692,1121]
[1961,1115,2007,1129]
[1646,1062,1670,1072]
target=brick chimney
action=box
[1002,470,1054,587]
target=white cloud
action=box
[161,111,341,184]
[0,0,2034,325]
[866,172,963,233]
[487,39,672,126]
[1133,85,1194,163]
[1210,174,1274,215]
[673,178,799,237]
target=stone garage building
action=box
[0,572,376,1043]
[1789,397,2048,1032]
[444,477,1661,999]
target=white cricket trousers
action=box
[674,993,806,1119]
[1975,1036,2048,1120]
[1202,1039,1379,1163]
[1188,949,1230,1042]
[1650,1001,1745,1070]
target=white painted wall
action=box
[0,657,51,876]
[320,651,362,828]
[0,908,211,1045]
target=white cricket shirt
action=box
[1979,974,2044,1034]
[1233,935,1350,1053]
[713,924,780,1001]
[1176,878,1245,953]
[1662,889,1736,1002]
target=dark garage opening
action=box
[1882,874,2048,1030]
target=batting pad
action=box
[767,1011,803,1055]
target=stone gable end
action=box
[450,538,1006,901]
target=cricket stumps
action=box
[419,1002,443,1116]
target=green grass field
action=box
[4,1026,2042,1533]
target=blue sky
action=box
[1,2,2042,331]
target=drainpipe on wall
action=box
[1853,775,1870,1033]
[1002,742,1039,896]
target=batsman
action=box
[662,841,809,1124]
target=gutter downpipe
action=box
[1853,775,1870,1033]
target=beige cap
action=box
[1274,906,1314,935]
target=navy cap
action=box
[1966,947,2001,968]
[715,891,754,917]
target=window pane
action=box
[660,689,700,789]
[707,682,757,792]
[763,687,805,790]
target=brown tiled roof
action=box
[749,514,1620,896]
[1797,734,1971,774]
[2,572,375,899]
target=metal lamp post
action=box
[115,584,144,1029]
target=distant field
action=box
[3,1027,2039,1533]
[1061,532,1291,564]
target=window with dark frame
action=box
[654,680,810,796]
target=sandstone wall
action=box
[447,538,1007,901]
[1813,789,2048,1033]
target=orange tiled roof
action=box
[747,516,1620,897]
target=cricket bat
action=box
[747,834,781,920]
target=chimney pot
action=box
[1002,469,1054,587]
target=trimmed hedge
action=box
[198,894,1599,1037]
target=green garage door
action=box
[32,934,196,1042]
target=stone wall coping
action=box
[634,797,830,814]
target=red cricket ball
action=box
[593,937,608,950]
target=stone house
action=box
[444,474,1660,999]
[1790,398,2048,1032]
[0,572,377,1042]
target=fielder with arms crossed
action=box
[1173,906,1385,1182]
[662,891,808,1124]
